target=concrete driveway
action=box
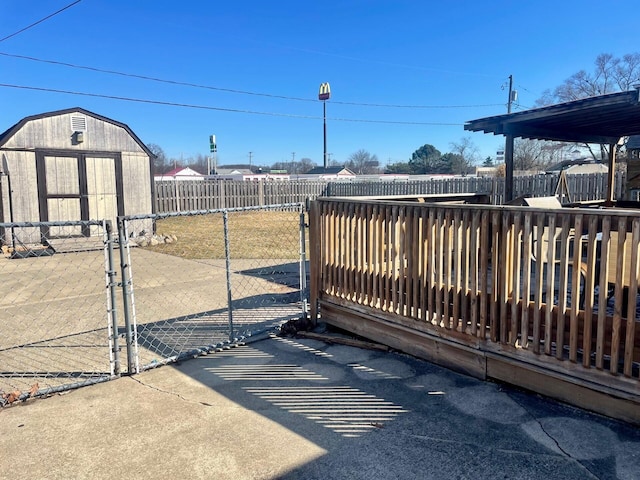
[1,333,639,479]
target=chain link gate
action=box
[118,203,307,372]
[0,205,307,404]
[0,220,119,405]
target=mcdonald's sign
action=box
[318,82,331,101]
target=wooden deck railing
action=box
[309,197,640,423]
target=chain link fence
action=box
[0,204,307,405]
[0,220,118,405]
[119,203,307,372]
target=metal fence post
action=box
[223,210,234,340]
[105,220,121,376]
[299,206,308,317]
[117,217,137,374]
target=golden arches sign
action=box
[318,82,331,101]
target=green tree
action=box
[409,144,443,174]
[385,162,413,174]
[482,156,494,167]
[440,152,466,175]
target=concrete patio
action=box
[1,332,639,479]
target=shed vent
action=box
[71,115,87,132]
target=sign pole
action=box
[318,83,331,169]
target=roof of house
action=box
[545,158,607,173]
[305,166,355,175]
[0,107,154,157]
[216,168,254,175]
[161,167,203,176]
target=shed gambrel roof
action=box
[0,107,154,157]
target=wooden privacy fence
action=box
[154,172,626,213]
[308,197,640,424]
[154,179,328,212]
[326,171,625,204]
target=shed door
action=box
[38,152,122,238]
[86,156,118,235]
[44,155,83,237]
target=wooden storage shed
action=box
[0,107,154,245]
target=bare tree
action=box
[147,143,170,174]
[448,137,480,174]
[536,52,640,160]
[298,157,316,174]
[345,149,380,174]
[537,53,640,105]
[512,139,571,171]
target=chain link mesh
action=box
[120,204,306,371]
[0,221,114,404]
[0,206,307,403]
[226,206,307,335]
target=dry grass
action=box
[147,210,302,259]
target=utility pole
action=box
[505,75,515,202]
[507,74,514,113]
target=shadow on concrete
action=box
[168,334,640,479]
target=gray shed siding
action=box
[0,109,153,244]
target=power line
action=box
[331,99,501,109]
[0,83,465,126]
[0,51,502,110]
[0,1,83,43]
[0,52,315,102]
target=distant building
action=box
[545,158,608,175]
[300,166,356,180]
[155,166,204,181]
[215,167,254,176]
[476,165,502,177]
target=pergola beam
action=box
[465,87,640,203]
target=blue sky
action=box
[2,0,639,168]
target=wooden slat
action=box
[569,214,584,362]
[489,211,506,342]
[443,209,452,329]
[507,212,520,344]
[435,209,445,326]
[470,210,480,336]
[581,216,598,367]
[624,219,640,376]
[611,217,627,373]
[521,212,532,349]
[555,215,571,361]
[411,206,421,319]
[596,217,612,369]
[532,212,545,354]
[452,208,462,330]
[544,213,557,355]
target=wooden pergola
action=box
[465,86,640,203]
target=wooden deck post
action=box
[605,141,619,206]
